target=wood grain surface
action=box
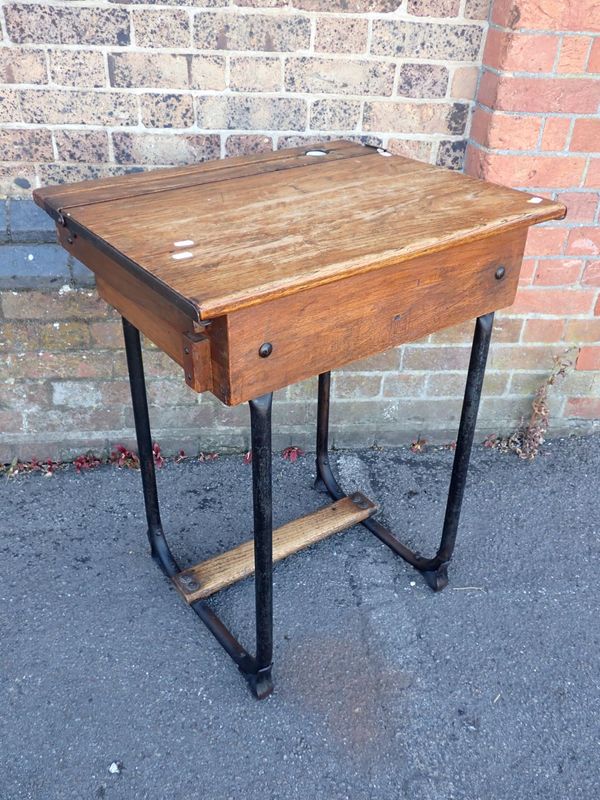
[174,492,377,602]
[208,227,527,404]
[35,140,566,322]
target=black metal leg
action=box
[122,316,273,699]
[248,393,274,699]
[315,312,495,591]
[122,317,179,577]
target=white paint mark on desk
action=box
[174,239,194,247]
[172,251,193,260]
[528,197,543,204]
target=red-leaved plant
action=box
[74,452,103,473]
[110,444,139,469]
[281,446,305,462]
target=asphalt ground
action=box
[1,435,599,800]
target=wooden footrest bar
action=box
[174,492,378,603]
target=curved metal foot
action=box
[422,563,449,592]
[245,667,274,700]
[315,313,494,592]
[313,474,329,494]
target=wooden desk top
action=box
[34,140,565,323]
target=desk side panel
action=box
[210,227,527,405]
[62,231,212,393]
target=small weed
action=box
[410,436,427,453]
[152,443,165,469]
[175,449,187,463]
[485,348,576,461]
[281,446,305,462]
[197,451,218,462]
[243,450,252,465]
[4,457,61,478]
[110,444,139,469]
[74,452,103,474]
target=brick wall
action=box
[0,0,598,461]
[0,0,487,190]
[466,0,600,429]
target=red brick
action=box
[565,397,600,418]
[480,72,600,114]
[522,318,565,342]
[509,287,596,315]
[589,39,600,72]
[481,152,586,188]
[518,257,537,284]
[582,261,600,286]
[492,0,600,33]
[566,228,600,256]
[565,318,600,341]
[483,29,558,73]
[558,192,598,223]
[584,160,600,188]
[470,107,541,150]
[540,118,571,151]
[571,119,600,152]
[524,227,568,257]
[557,36,593,73]
[576,347,600,370]
[534,258,583,286]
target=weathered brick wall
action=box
[0,0,487,190]
[0,0,598,461]
[466,0,600,429]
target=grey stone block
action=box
[0,243,70,288]
[70,256,96,287]
[0,201,8,244]
[8,198,57,244]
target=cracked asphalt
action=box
[1,436,599,800]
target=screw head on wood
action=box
[495,265,506,280]
[259,342,273,358]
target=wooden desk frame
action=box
[33,141,566,699]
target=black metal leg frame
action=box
[122,312,494,698]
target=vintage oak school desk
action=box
[34,140,565,698]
